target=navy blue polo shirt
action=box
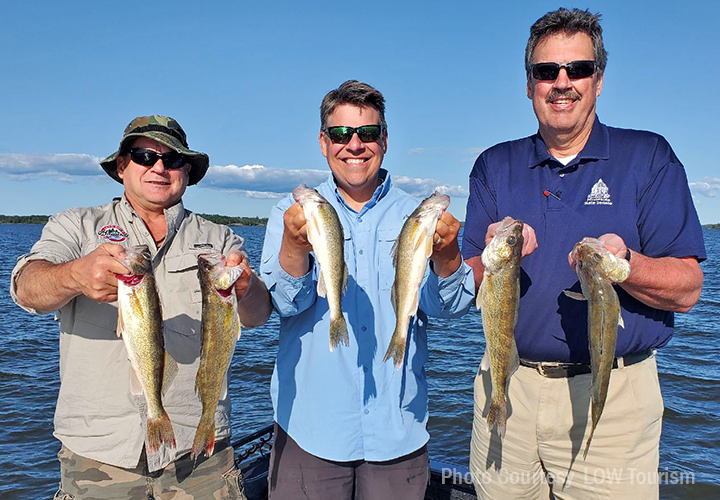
[462,116,706,363]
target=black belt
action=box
[519,349,654,379]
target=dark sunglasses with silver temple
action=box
[324,125,383,144]
[128,148,189,170]
[531,60,596,81]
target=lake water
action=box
[1,224,718,499]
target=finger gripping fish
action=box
[477,217,524,438]
[116,244,177,453]
[384,191,450,369]
[192,253,243,459]
[293,184,349,351]
[564,237,630,458]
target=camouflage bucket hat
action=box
[100,115,210,186]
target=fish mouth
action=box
[116,274,144,286]
[215,286,234,299]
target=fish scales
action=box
[192,253,243,459]
[565,237,630,457]
[293,184,349,351]
[116,245,176,453]
[384,191,450,369]
[477,217,523,438]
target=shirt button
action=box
[364,409,369,415]
[363,367,368,373]
[361,326,367,331]
[359,249,364,255]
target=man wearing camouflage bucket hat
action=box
[11,115,272,499]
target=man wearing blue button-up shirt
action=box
[260,80,475,499]
[463,8,705,500]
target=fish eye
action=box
[203,263,212,271]
[507,236,517,245]
[592,253,602,262]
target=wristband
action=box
[625,248,631,261]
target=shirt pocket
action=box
[377,227,401,291]
[163,252,204,338]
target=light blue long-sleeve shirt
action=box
[259,170,475,462]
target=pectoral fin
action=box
[317,270,327,298]
[116,306,124,338]
[564,290,587,301]
[130,368,143,396]
[220,375,228,400]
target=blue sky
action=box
[1,0,718,223]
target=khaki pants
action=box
[54,440,246,500]
[469,355,663,500]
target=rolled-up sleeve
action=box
[260,198,318,317]
[10,210,82,315]
[419,261,475,318]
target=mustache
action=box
[546,89,582,102]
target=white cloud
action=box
[0,153,105,181]
[203,164,328,198]
[0,154,468,200]
[392,175,468,197]
[408,148,426,155]
[689,177,720,198]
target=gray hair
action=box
[525,8,608,78]
[320,80,387,131]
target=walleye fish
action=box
[192,253,244,459]
[564,237,630,458]
[477,216,524,438]
[384,191,450,369]
[116,244,177,453]
[293,184,349,351]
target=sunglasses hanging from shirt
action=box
[531,60,596,81]
[129,148,189,170]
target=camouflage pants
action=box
[53,440,247,500]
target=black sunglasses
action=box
[324,125,383,144]
[531,60,596,81]
[128,148,188,170]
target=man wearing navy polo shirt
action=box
[463,8,705,499]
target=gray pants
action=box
[54,440,246,500]
[268,423,429,500]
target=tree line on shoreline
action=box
[2,215,719,229]
[0,214,269,226]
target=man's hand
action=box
[226,251,253,300]
[431,211,463,278]
[485,221,538,259]
[567,233,627,268]
[279,202,313,277]
[68,243,130,303]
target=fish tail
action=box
[486,395,508,439]
[383,331,407,370]
[146,410,176,452]
[191,413,216,459]
[329,314,349,351]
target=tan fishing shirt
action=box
[10,196,270,471]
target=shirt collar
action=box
[329,168,392,216]
[527,115,610,168]
[119,194,186,234]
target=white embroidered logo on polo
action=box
[584,178,613,206]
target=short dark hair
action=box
[320,80,387,131]
[525,8,608,78]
